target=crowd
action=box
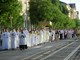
[0,28,76,50]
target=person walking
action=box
[19,29,27,50]
[1,29,11,50]
[10,29,17,50]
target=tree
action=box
[29,0,54,25]
[60,4,68,15]
[0,0,23,29]
[51,0,75,29]
[52,0,68,15]
[74,19,80,28]
[52,0,60,8]
[66,19,76,29]
[29,0,76,29]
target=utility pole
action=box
[24,0,29,29]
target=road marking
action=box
[34,45,42,48]
[40,42,74,60]
[22,48,51,60]
[32,55,43,60]
[43,51,51,54]
[64,45,80,60]
[43,46,52,49]
[22,46,53,60]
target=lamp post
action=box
[24,0,29,29]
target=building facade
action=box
[60,1,79,19]
[68,3,79,19]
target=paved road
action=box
[0,40,80,60]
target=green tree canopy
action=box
[29,0,54,25]
[29,0,76,29]
[60,4,68,15]
[0,0,23,29]
[52,0,60,8]
[74,19,80,28]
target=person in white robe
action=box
[1,29,11,50]
[35,31,39,45]
[43,30,47,43]
[28,31,33,47]
[32,30,36,46]
[19,30,27,50]
[28,30,35,47]
[40,30,44,44]
[52,30,55,41]
[37,31,40,44]
[67,30,72,39]
[46,30,50,42]
[16,29,20,48]
[33,31,37,45]
[23,28,29,49]
[10,29,17,49]
[37,32,40,45]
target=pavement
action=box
[0,39,79,60]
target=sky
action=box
[60,0,80,19]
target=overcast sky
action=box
[60,0,80,18]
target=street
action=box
[0,39,80,60]
[0,0,80,60]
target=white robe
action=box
[1,32,11,49]
[43,30,46,42]
[31,33,35,46]
[10,32,17,49]
[16,32,20,48]
[36,34,40,45]
[27,33,32,47]
[32,33,36,46]
[68,30,72,39]
[45,30,48,42]
[23,30,29,45]
[46,31,49,42]
[19,33,26,45]
[52,30,55,41]
[40,31,44,44]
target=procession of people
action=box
[0,28,77,50]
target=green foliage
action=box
[74,19,80,28]
[66,19,76,29]
[60,4,68,15]
[52,0,68,15]
[29,0,76,29]
[29,0,54,25]
[52,0,60,8]
[0,0,23,29]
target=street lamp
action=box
[24,0,29,29]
